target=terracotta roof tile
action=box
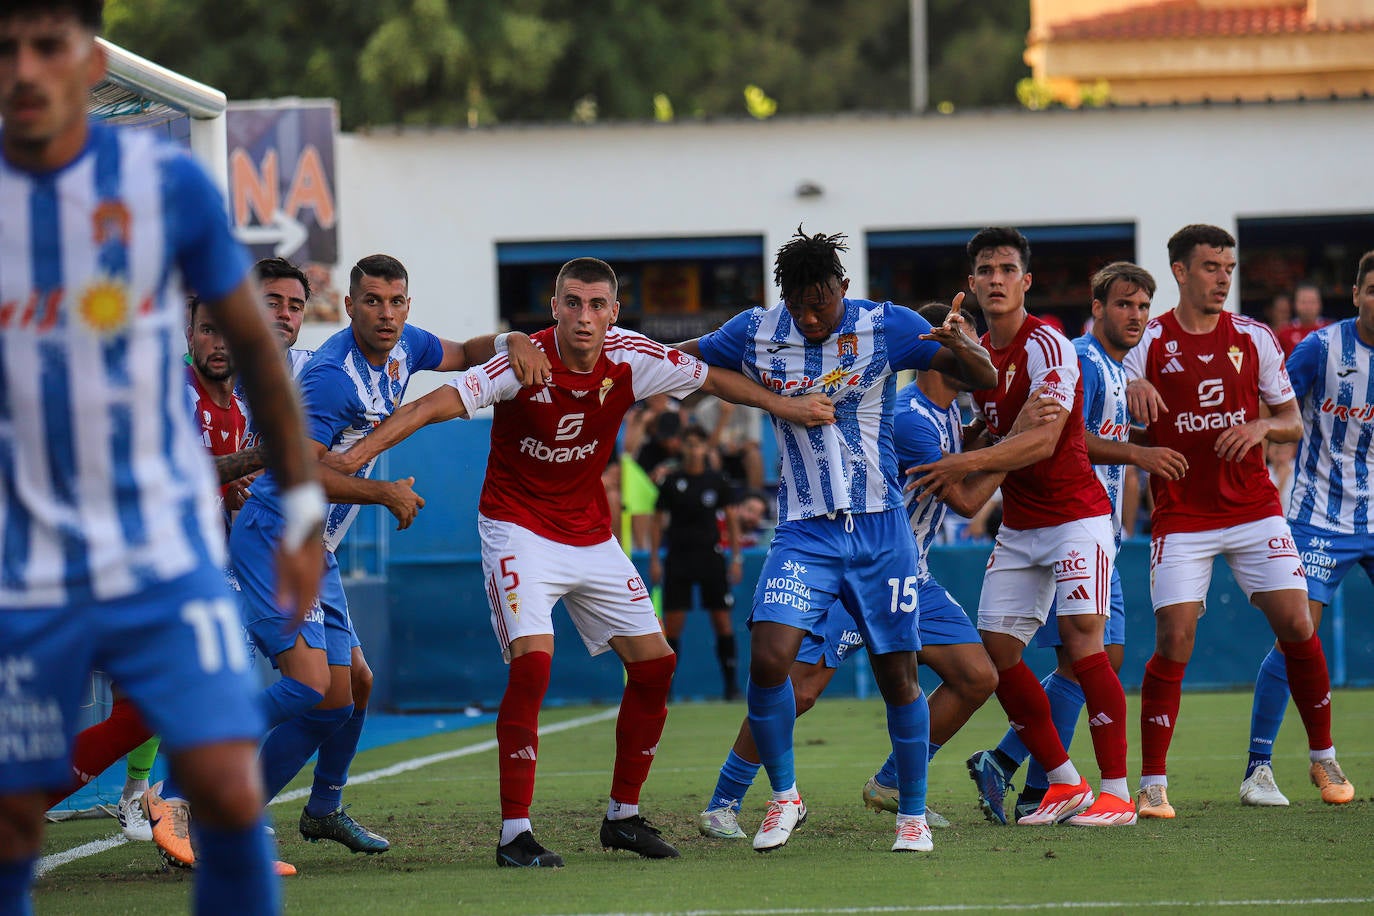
[1049,1,1374,41]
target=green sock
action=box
[125,735,161,785]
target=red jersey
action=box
[454,327,708,546]
[1124,310,1293,535]
[1276,318,1331,359]
[186,367,246,499]
[973,314,1110,530]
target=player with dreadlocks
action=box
[676,227,996,854]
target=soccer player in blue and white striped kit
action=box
[1240,249,1374,807]
[0,2,324,912]
[679,228,996,853]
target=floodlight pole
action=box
[910,0,928,112]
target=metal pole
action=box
[910,0,928,112]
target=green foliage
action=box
[104,0,1031,128]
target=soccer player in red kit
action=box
[1124,224,1352,818]
[326,257,834,867]
[914,227,1133,826]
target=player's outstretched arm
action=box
[921,293,997,390]
[209,277,323,624]
[449,332,551,386]
[310,439,427,530]
[910,403,1069,500]
[322,386,469,477]
[1085,434,1188,481]
[1126,378,1167,426]
[698,366,835,428]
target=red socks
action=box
[610,654,676,805]
[1139,654,1186,777]
[496,651,551,819]
[1072,651,1128,781]
[46,696,153,808]
[1279,632,1334,751]
[994,660,1069,773]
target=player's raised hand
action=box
[919,292,977,349]
[507,333,552,386]
[384,476,426,529]
[1127,378,1167,426]
[781,392,836,427]
[1135,445,1189,480]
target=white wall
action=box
[302,99,1374,394]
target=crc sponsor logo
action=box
[1174,407,1247,433]
[554,413,585,441]
[1319,398,1374,424]
[1268,535,1297,553]
[626,576,650,601]
[1197,378,1225,408]
[519,436,599,463]
[1053,549,1089,580]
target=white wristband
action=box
[280,482,326,552]
[493,332,510,355]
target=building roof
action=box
[1048,1,1374,41]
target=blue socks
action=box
[710,749,762,811]
[887,692,930,816]
[191,815,279,915]
[0,858,35,915]
[307,705,367,818]
[1248,647,1290,778]
[261,677,325,732]
[747,677,797,793]
[873,740,939,789]
[260,704,353,801]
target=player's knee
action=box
[793,686,822,714]
[0,794,47,859]
[959,658,999,703]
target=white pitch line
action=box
[37,707,618,875]
[549,899,1374,916]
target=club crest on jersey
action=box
[837,333,858,358]
[506,591,520,616]
[598,377,615,404]
[93,199,130,245]
[1228,346,1244,372]
[387,358,401,381]
[77,278,130,335]
[1004,362,1017,391]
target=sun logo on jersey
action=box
[1228,346,1244,372]
[818,367,846,391]
[78,278,130,335]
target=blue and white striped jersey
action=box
[0,123,251,608]
[697,299,941,522]
[894,382,961,581]
[1075,334,1132,547]
[1287,319,1374,535]
[238,346,314,449]
[249,325,442,552]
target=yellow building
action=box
[1026,0,1374,105]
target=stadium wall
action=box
[345,419,1374,711]
[314,97,1374,397]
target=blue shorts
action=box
[0,566,262,792]
[1034,566,1125,649]
[230,500,356,668]
[752,509,920,656]
[1289,521,1374,606]
[797,577,979,669]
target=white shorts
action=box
[1148,515,1307,613]
[479,515,661,663]
[977,515,1115,645]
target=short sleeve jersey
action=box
[0,122,251,607]
[1123,310,1292,535]
[657,468,737,555]
[453,326,708,546]
[1286,319,1374,535]
[696,299,942,522]
[238,346,313,450]
[250,325,443,552]
[894,382,960,581]
[1075,334,1132,546]
[972,315,1110,530]
[185,367,247,509]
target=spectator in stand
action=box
[1276,283,1330,359]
